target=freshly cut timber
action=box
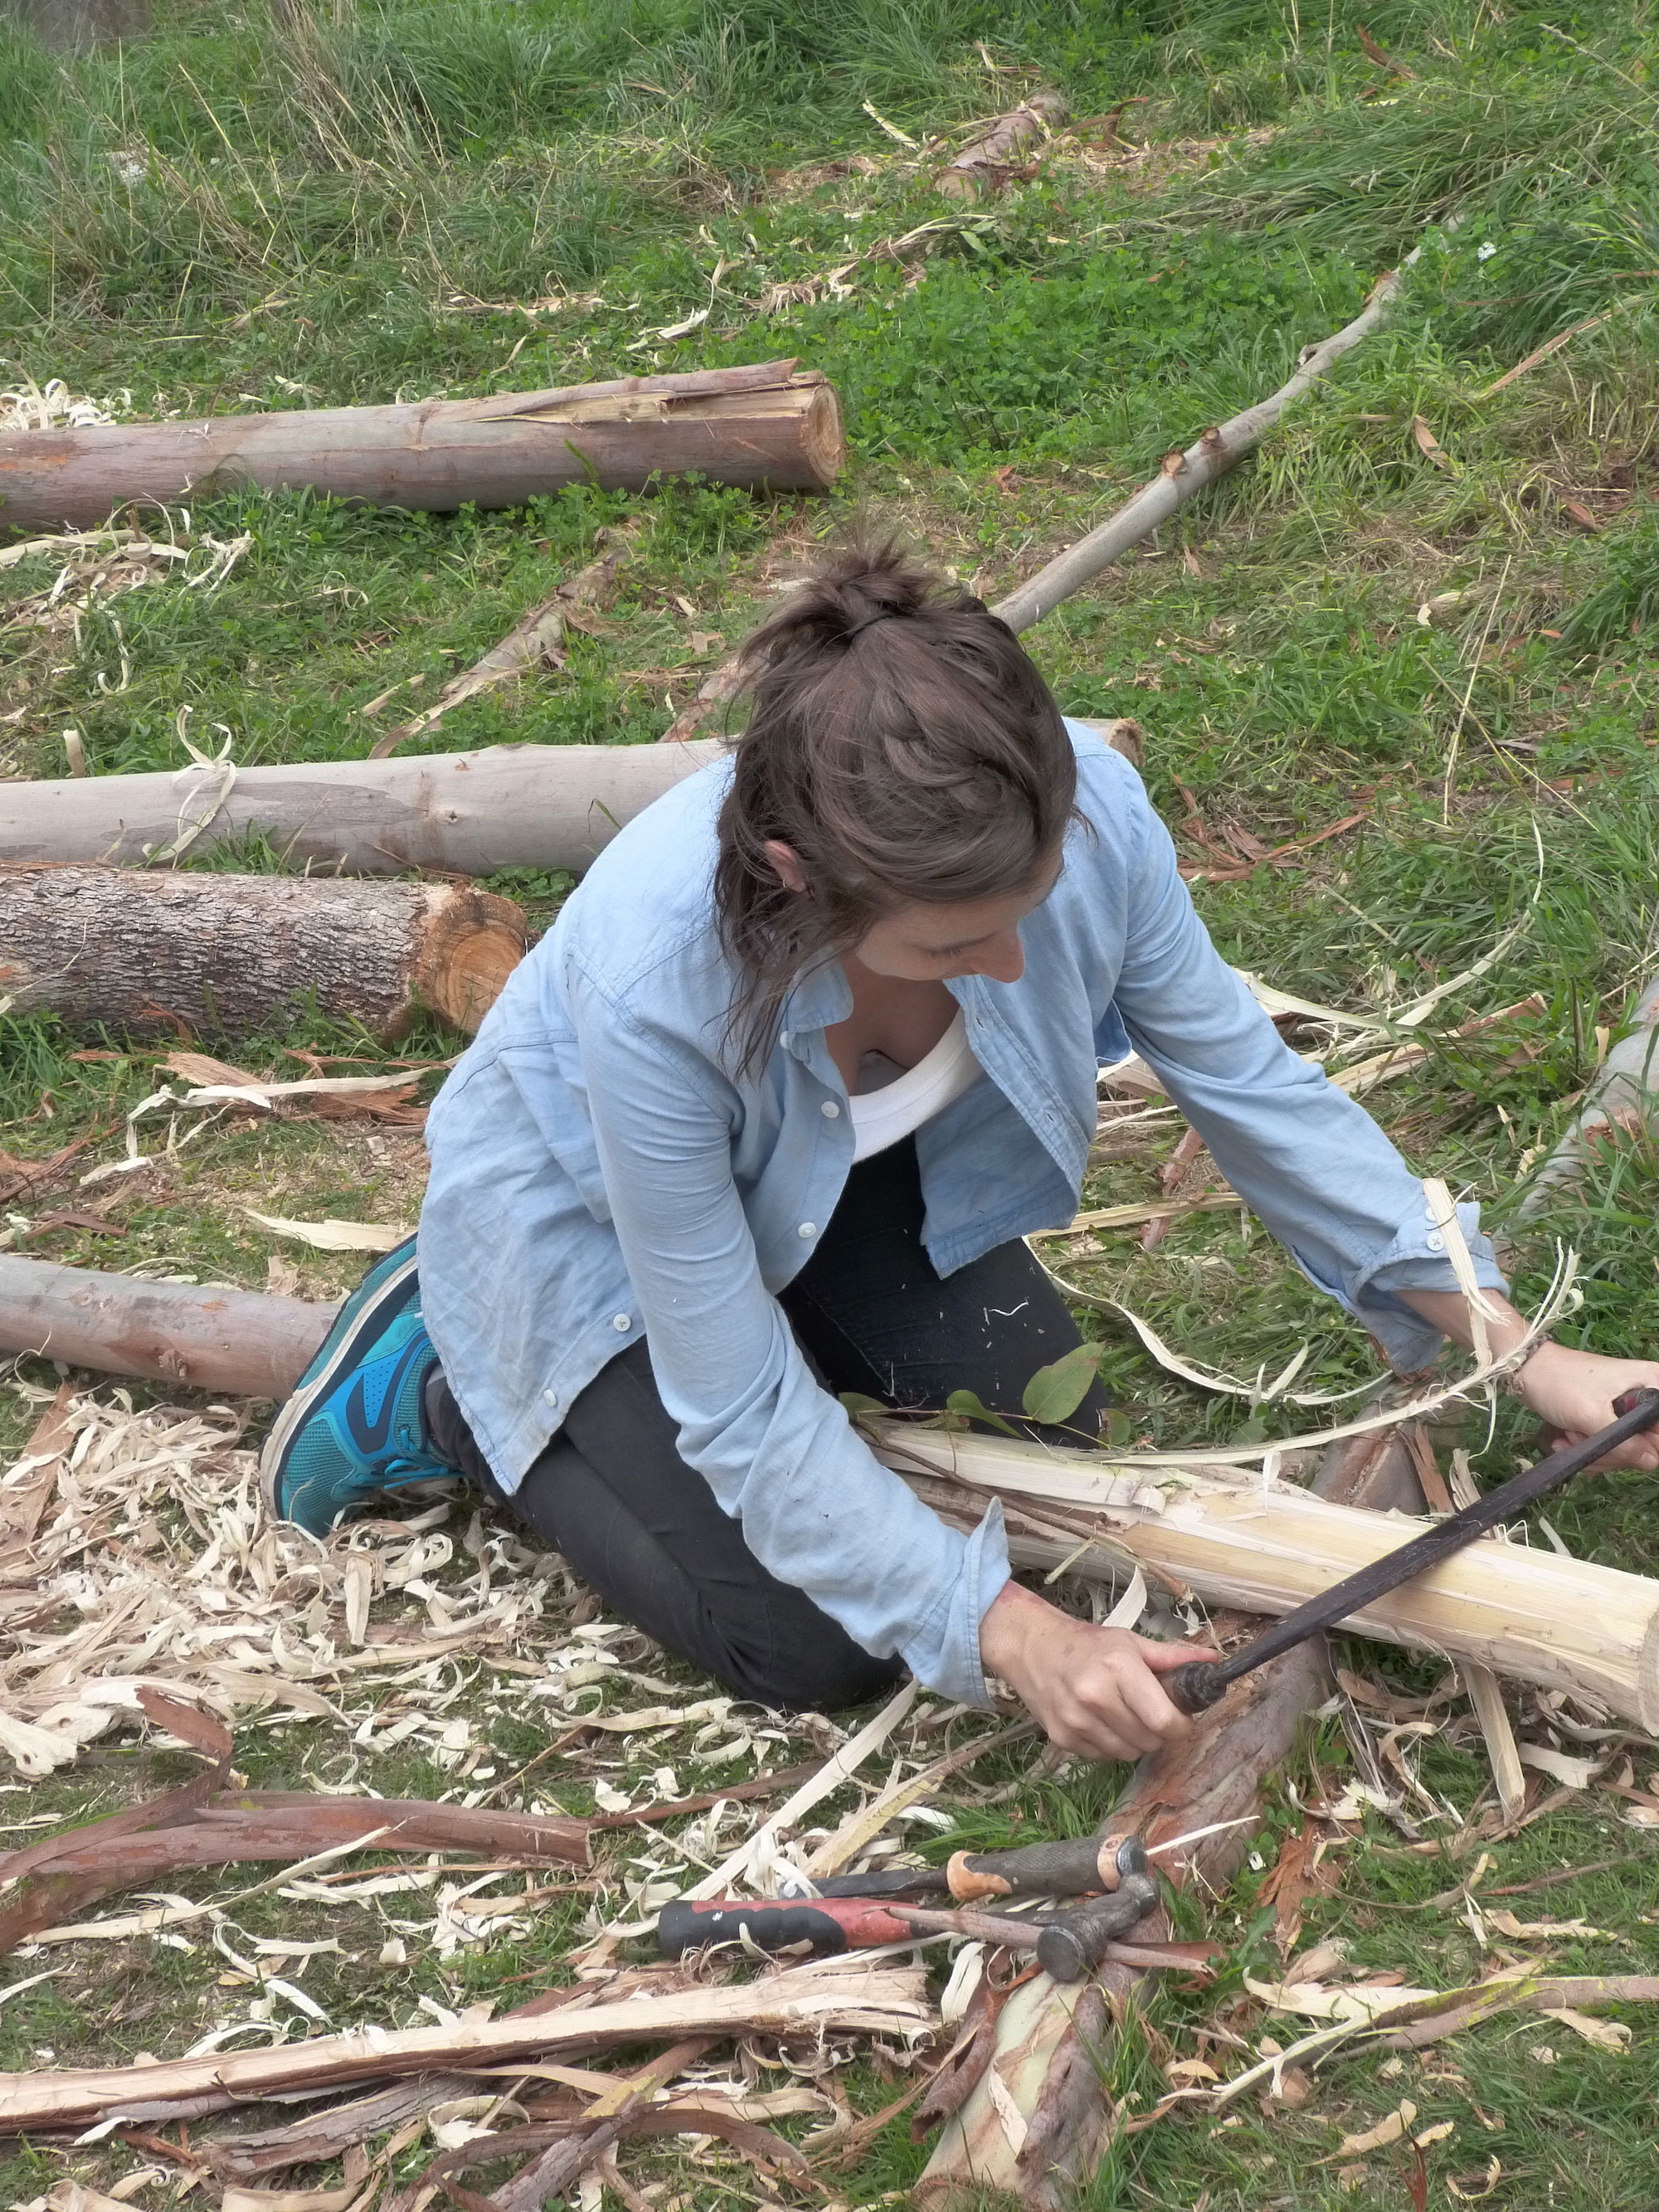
[0,738,722,874]
[0,865,524,1038]
[917,1425,1425,2207]
[937,90,1068,198]
[2,1260,1656,1723]
[0,362,843,534]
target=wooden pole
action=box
[0,866,525,1039]
[2,1262,1654,1723]
[0,1258,340,1398]
[0,738,722,875]
[916,1425,1424,2208]
[0,362,843,535]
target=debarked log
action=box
[1,1261,1655,1723]
[0,738,722,873]
[0,1257,342,1397]
[0,361,844,534]
[0,864,524,1038]
[890,1425,1659,1728]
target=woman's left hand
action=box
[1511,1342,1659,1471]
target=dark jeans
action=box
[425,1137,1107,1713]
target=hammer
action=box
[1163,1386,1659,1718]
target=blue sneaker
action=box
[260,1236,450,1534]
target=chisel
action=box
[1163,1386,1659,1718]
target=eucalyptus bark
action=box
[917,1425,1425,2208]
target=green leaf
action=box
[1021,1344,1104,1428]
[838,1391,886,1421]
[945,1388,1021,1437]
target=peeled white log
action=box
[884,1426,1659,1728]
[0,1259,1651,1724]
[0,739,721,875]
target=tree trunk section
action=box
[0,738,723,875]
[0,866,524,1039]
[0,362,843,533]
[0,1257,338,1397]
[916,1427,1425,2209]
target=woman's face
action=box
[852,858,1063,985]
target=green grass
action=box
[4,0,1659,2203]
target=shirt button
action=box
[798,1222,816,1239]
[821,1101,840,1119]
[780,1031,791,1049]
[1426,1232,1446,1252]
[612,1313,632,1331]
[542,1388,560,1410]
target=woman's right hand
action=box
[979,1581,1218,1762]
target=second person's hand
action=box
[979,1581,1219,1762]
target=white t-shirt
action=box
[847,1012,982,1163]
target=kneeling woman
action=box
[261,543,1659,1762]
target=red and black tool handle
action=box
[1163,1385,1659,1718]
[655,1896,915,1959]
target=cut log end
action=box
[410,884,528,1033]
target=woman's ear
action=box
[763,839,809,895]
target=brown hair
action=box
[713,537,1078,1075]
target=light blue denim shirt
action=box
[421,723,1503,1705]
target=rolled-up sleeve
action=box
[1107,778,1506,1372]
[566,959,1009,1704]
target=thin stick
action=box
[990,269,1410,632]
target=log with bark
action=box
[0,737,722,874]
[3,0,148,46]
[3,1261,1655,1723]
[916,1422,1425,2208]
[0,362,844,535]
[0,864,525,1039]
[937,90,1069,198]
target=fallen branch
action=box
[0,362,843,534]
[1520,970,1659,1214]
[937,90,1068,198]
[0,866,525,1040]
[660,271,1407,748]
[990,270,1409,633]
[0,737,722,873]
[369,532,635,760]
[0,1961,932,2134]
